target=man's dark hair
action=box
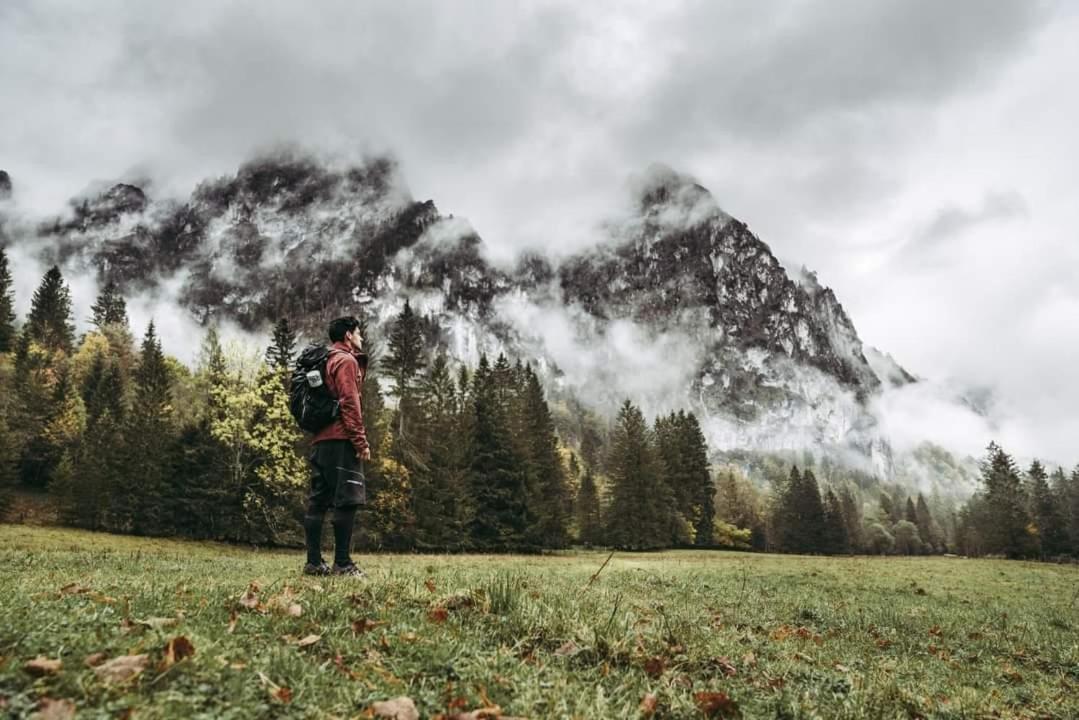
[328,316,361,343]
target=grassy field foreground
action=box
[1,526,1078,719]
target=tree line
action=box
[1,253,1077,559]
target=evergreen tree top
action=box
[27,265,75,354]
[90,280,129,329]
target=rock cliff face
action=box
[11,152,925,478]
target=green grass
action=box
[1,525,1078,719]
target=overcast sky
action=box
[2,0,1077,465]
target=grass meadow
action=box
[1,525,1077,719]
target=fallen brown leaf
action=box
[424,578,437,593]
[639,692,658,717]
[84,652,108,668]
[428,606,449,624]
[227,610,239,634]
[436,707,528,720]
[162,636,196,669]
[94,654,149,684]
[554,640,578,657]
[32,698,76,720]
[239,582,261,611]
[643,656,665,678]
[266,587,302,617]
[296,634,322,648]
[59,583,90,596]
[24,657,63,677]
[371,696,420,720]
[273,686,293,703]
[353,618,386,635]
[694,691,740,718]
[770,625,792,641]
[715,656,737,677]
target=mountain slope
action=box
[6,153,973,488]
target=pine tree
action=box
[385,300,426,441]
[797,469,827,553]
[265,316,296,372]
[0,246,16,352]
[838,485,865,552]
[412,353,468,549]
[904,496,918,525]
[0,400,16,515]
[821,487,850,554]
[1027,460,1066,557]
[914,493,941,553]
[26,266,75,354]
[979,442,1035,558]
[520,365,570,547]
[118,322,174,534]
[90,280,128,329]
[605,400,669,549]
[1051,466,1079,555]
[466,354,528,550]
[682,412,715,546]
[770,466,802,552]
[575,467,602,546]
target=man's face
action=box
[345,328,363,352]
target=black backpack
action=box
[289,345,340,433]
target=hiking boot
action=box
[331,563,366,578]
[303,561,331,576]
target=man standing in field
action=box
[303,316,372,577]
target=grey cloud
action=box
[894,190,1030,268]
[626,0,1050,148]
[920,191,1029,243]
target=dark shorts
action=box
[308,440,366,509]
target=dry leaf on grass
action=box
[436,707,528,720]
[643,656,665,678]
[428,606,449,624]
[694,691,740,718]
[554,640,579,657]
[161,636,195,669]
[32,698,76,720]
[84,652,108,668]
[24,657,63,677]
[639,693,658,717]
[424,578,437,593]
[370,696,420,720]
[94,654,149,684]
[296,634,321,648]
[257,671,293,703]
[265,587,302,617]
[227,610,239,634]
[352,618,386,634]
[238,582,261,611]
[715,656,737,677]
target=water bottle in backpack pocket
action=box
[289,345,340,433]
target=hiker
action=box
[303,316,372,577]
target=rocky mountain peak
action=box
[0,170,11,199]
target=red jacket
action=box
[311,341,370,455]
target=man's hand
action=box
[360,447,372,461]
